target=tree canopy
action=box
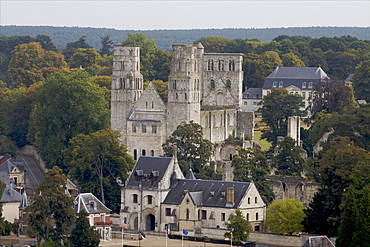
[162,121,213,179]
[29,70,110,168]
[224,209,252,243]
[27,166,76,246]
[265,198,306,235]
[70,210,100,247]
[64,128,134,212]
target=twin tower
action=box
[111,44,254,162]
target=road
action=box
[16,154,45,196]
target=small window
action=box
[133,194,138,203]
[221,213,225,221]
[120,61,125,70]
[253,102,257,106]
[308,82,313,88]
[148,195,152,204]
[100,214,105,222]
[302,92,306,98]
[244,102,247,106]
[246,213,249,221]
[151,150,154,156]
[152,125,157,134]
[256,212,259,221]
[142,149,146,156]
[134,149,137,160]
[201,210,207,219]
[255,197,257,203]
[132,124,136,133]
[279,81,283,88]
[248,197,251,204]
[273,81,277,88]
[165,208,171,216]
[302,82,306,89]
[186,209,190,220]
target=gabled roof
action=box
[162,179,251,208]
[263,67,328,90]
[74,193,111,214]
[126,156,173,188]
[0,157,25,174]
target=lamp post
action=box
[230,231,233,247]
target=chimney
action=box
[226,187,235,207]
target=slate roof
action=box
[0,157,25,174]
[74,193,111,214]
[242,88,263,99]
[0,180,22,203]
[162,179,251,208]
[262,67,328,90]
[126,156,173,189]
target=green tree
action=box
[281,52,306,67]
[122,33,158,81]
[352,59,370,102]
[304,137,370,236]
[265,198,306,235]
[27,166,76,246]
[152,49,171,82]
[310,77,355,118]
[194,36,229,53]
[70,210,100,247]
[64,129,134,212]
[0,135,16,156]
[224,209,252,243]
[29,71,109,168]
[258,88,305,145]
[143,80,168,103]
[272,137,305,176]
[69,48,100,68]
[8,42,67,87]
[162,121,213,178]
[100,35,114,56]
[232,147,275,204]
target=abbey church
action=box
[111,43,255,166]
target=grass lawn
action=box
[254,130,271,151]
[0,239,21,247]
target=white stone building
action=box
[121,156,266,235]
[111,44,255,162]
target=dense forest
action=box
[1,25,369,51]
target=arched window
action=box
[142,149,146,156]
[211,60,214,71]
[133,194,138,203]
[210,79,215,89]
[151,150,154,156]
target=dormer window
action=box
[272,81,277,88]
[302,82,307,89]
[308,82,313,88]
[278,81,283,88]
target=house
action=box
[0,155,26,191]
[262,66,329,111]
[0,174,23,223]
[74,193,112,241]
[121,156,266,237]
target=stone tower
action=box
[111,45,144,143]
[166,43,204,135]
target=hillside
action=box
[1,25,369,51]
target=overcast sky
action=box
[1,0,369,30]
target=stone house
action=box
[74,193,112,241]
[0,172,24,223]
[111,44,255,165]
[121,156,266,236]
[242,88,263,114]
[0,155,26,191]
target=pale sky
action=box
[1,0,369,30]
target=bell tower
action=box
[111,45,143,143]
[166,43,204,136]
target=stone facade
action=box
[121,156,266,234]
[111,44,254,163]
